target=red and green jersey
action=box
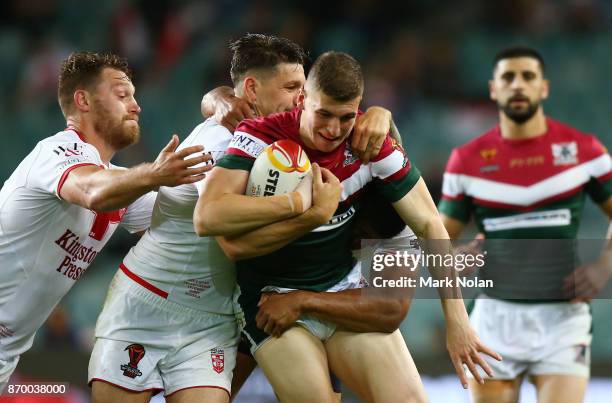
[217,108,420,292]
[439,117,612,300]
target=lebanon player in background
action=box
[438,46,612,403]
[0,51,211,393]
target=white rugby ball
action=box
[246,139,311,197]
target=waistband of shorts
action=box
[118,264,233,319]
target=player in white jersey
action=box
[0,52,212,393]
[90,35,405,403]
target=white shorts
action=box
[0,356,19,394]
[88,270,239,396]
[468,296,592,380]
[250,263,363,353]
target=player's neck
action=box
[499,108,547,140]
[298,114,316,150]
[66,117,114,165]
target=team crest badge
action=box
[343,144,358,166]
[120,343,145,378]
[211,348,225,374]
[552,142,578,165]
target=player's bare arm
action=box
[256,289,410,337]
[193,166,310,237]
[201,86,255,132]
[392,178,502,388]
[440,214,467,240]
[214,163,341,260]
[59,135,211,212]
[564,195,612,301]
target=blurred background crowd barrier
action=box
[1,0,612,401]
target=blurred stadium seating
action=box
[2,0,612,401]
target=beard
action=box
[92,100,140,150]
[499,96,540,124]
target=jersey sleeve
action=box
[370,135,421,202]
[120,191,157,233]
[28,140,102,199]
[583,135,612,204]
[438,148,472,223]
[216,119,271,172]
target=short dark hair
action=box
[229,33,307,85]
[58,52,131,118]
[493,46,546,73]
[308,51,364,102]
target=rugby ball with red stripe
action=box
[246,140,311,196]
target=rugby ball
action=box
[246,139,311,197]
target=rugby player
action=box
[88,34,398,403]
[438,46,612,403]
[196,51,501,402]
[0,52,211,393]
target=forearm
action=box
[201,86,234,118]
[194,192,302,236]
[216,208,323,260]
[77,164,155,211]
[300,289,410,333]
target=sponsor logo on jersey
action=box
[480,148,497,160]
[509,155,545,168]
[229,132,266,158]
[211,348,224,374]
[121,343,145,378]
[312,206,356,232]
[0,324,14,339]
[552,142,578,166]
[480,164,499,173]
[53,143,84,157]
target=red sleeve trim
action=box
[120,263,169,299]
[442,194,465,201]
[56,163,99,199]
[596,171,612,182]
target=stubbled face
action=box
[255,63,305,116]
[489,57,549,124]
[299,85,361,152]
[90,68,141,149]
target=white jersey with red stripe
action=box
[119,118,236,314]
[0,128,154,360]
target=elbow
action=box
[85,190,113,212]
[193,206,221,237]
[381,298,411,333]
[193,213,212,237]
[216,237,248,262]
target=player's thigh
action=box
[325,329,427,403]
[166,386,229,403]
[468,378,522,403]
[530,374,587,403]
[91,380,153,403]
[254,325,335,403]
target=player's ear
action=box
[243,76,258,104]
[541,78,550,100]
[297,89,306,110]
[488,80,497,101]
[73,89,90,112]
